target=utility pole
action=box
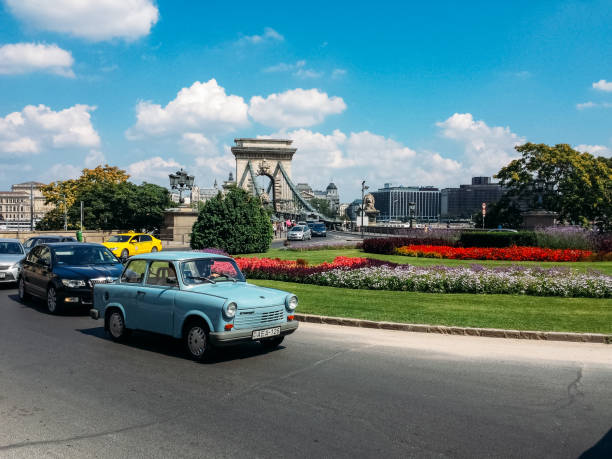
[29,183,34,231]
[80,201,84,231]
[62,193,67,231]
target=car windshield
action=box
[54,246,120,265]
[107,235,132,242]
[314,224,325,230]
[180,258,245,285]
[0,242,23,254]
[290,226,303,232]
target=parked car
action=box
[89,252,299,361]
[23,235,78,254]
[102,232,163,260]
[0,238,25,285]
[18,243,124,314]
[311,223,327,237]
[287,225,312,241]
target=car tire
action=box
[47,286,61,314]
[184,321,210,362]
[121,249,129,261]
[151,246,158,252]
[261,336,284,350]
[18,276,30,302]
[106,310,128,342]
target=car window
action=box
[290,226,302,232]
[146,261,177,287]
[107,235,131,243]
[23,238,34,248]
[181,258,245,285]
[54,246,118,265]
[140,235,152,242]
[27,246,41,263]
[39,247,52,266]
[121,260,148,283]
[0,242,23,254]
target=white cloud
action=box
[126,156,183,183]
[127,79,249,138]
[575,144,611,157]
[332,68,347,79]
[263,60,322,78]
[249,88,346,129]
[84,150,106,167]
[592,79,612,92]
[242,27,284,44]
[40,163,82,183]
[0,43,74,77]
[576,101,612,110]
[436,113,524,176]
[0,104,100,157]
[5,0,158,42]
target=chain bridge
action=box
[231,138,332,222]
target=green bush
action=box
[459,231,538,248]
[190,187,273,254]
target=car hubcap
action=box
[109,313,123,338]
[187,327,206,356]
[152,247,158,252]
[47,289,56,312]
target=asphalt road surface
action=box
[0,284,611,458]
[271,230,363,249]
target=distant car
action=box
[89,252,299,361]
[487,228,518,233]
[18,243,124,314]
[0,238,25,285]
[102,232,163,260]
[311,223,327,237]
[23,235,77,254]
[297,221,307,226]
[287,225,312,241]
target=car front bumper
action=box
[59,287,93,307]
[287,234,304,240]
[209,320,299,346]
[0,267,19,283]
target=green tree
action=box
[495,143,612,230]
[309,197,334,218]
[472,198,523,229]
[190,187,273,254]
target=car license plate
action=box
[0,273,5,279]
[252,327,280,340]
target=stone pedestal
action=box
[365,210,379,226]
[521,210,557,230]
[160,206,199,244]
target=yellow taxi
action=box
[102,232,163,260]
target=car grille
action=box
[0,265,9,271]
[0,273,15,281]
[89,277,117,287]
[234,307,285,329]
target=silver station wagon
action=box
[90,252,299,360]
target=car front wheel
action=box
[151,246,158,252]
[47,286,61,314]
[18,277,30,302]
[107,311,128,341]
[184,323,210,361]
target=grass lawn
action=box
[240,248,612,275]
[251,279,612,335]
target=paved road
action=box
[0,285,611,458]
[271,230,363,249]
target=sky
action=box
[0,0,611,201]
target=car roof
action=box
[0,238,21,243]
[116,232,148,236]
[43,242,103,248]
[129,251,231,262]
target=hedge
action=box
[362,237,455,254]
[458,231,538,248]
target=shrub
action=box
[534,226,595,250]
[363,236,455,254]
[190,187,273,254]
[459,231,537,248]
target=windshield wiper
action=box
[186,275,216,284]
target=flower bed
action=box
[394,245,592,262]
[309,265,611,298]
[236,256,611,298]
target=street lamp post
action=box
[408,202,416,229]
[169,168,195,205]
[61,193,67,231]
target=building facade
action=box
[0,182,53,228]
[370,184,440,222]
[441,177,503,219]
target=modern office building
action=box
[441,177,503,219]
[370,184,440,222]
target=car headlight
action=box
[61,279,87,288]
[10,261,21,270]
[224,302,237,319]
[285,295,298,311]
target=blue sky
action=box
[0,0,610,201]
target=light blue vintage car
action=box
[89,252,299,360]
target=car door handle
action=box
[137,291,146,296]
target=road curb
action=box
[294,313,612,344]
